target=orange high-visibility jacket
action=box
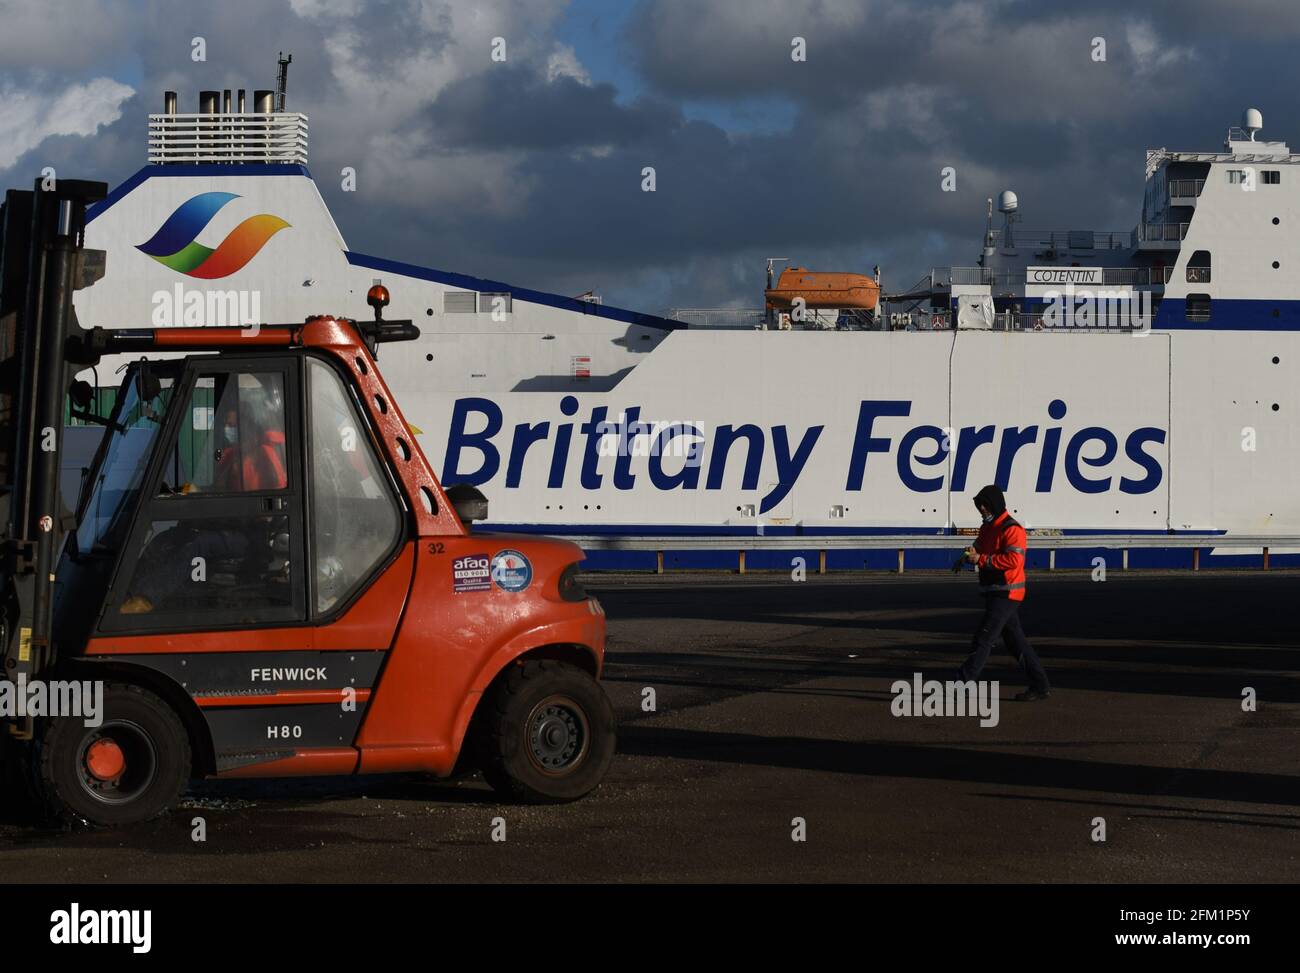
[974,510,1027,601]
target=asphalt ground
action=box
[2,569,1297,883]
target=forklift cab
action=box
[64,351,403,637]
[1,180,614,826]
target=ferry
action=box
[61,80,1300,569]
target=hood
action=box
[973,484,1007,517]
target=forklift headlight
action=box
[558,563,587,602]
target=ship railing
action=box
[948,267,995,285]
[147,112,309,164]
[985,228,1130,250]
[1109,266,1175,285]
[666,308,766,329]
[1000,312,1149,333]
[1168,178,1205,199]
[566,532,1297,575]
[885,311,951,331]
[1135,222,1190,243]
[666,307,881,330]
[944,266,1171,287]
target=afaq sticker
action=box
[452,553,491,593]
[490,549,533,592]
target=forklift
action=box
[0,178,614,825]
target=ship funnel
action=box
[149,84,308,164]
[1243,107,1263,140]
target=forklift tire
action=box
[38,683,191,826]
[479,660,615,803]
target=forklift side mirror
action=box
[445,483,488,524]
[69,379,93,409]
[136,362,162,401]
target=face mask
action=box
[981,512,994,524]
[223,424,238,444]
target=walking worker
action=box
[956,484,1052,701]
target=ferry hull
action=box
[68,165,1300,567]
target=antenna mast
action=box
[276,52,292,112]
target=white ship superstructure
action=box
[66,89,1300,568]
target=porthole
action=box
[1273,261,1280,269]
[1273,217,1281,225]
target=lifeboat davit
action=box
[764,267,880,311]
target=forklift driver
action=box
[212,381,288,492]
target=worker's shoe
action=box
[1014,687,1051,702]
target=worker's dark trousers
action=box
[959,596,1050,691]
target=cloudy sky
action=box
[2,0,1296,312]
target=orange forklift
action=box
[0,179,614,825]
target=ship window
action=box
[1186,250,1211,284]
[1263,170,1281,185]
[443,291,477,313]
[1186,294,1211,322]
[478,292,512,314]
[1227,169,1252,186]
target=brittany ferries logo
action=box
[136,191,289,278]
[444,397,1168,510]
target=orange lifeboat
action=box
[764,267,880,311]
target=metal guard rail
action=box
[566,533,1297,551]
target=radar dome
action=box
[1243,108,1263,138]
[997,190,1018,214]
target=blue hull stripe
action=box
[86,164,312,224]
[482,522,1229,539]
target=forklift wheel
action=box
[479,660,615,803]
[38,683,191,826]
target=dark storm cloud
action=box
[6,0,1300,313]
[427,66,678,150]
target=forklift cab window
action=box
[107,363,305,628]
[307,358,402,614]
[159,372,287,495]
[74,369,176,555]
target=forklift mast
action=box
[0,179,106,733]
